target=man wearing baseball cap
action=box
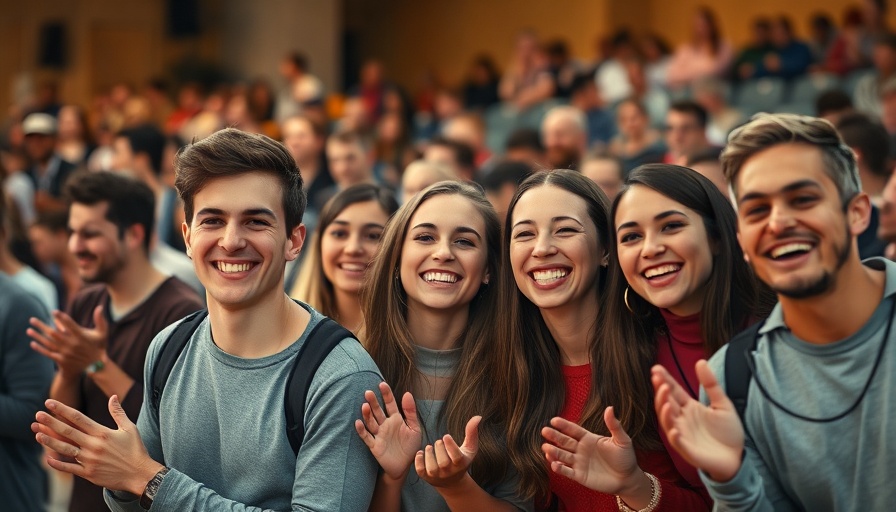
[22,112,78,215]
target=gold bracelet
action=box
[615,472,661,512]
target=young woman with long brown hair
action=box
[290,183,398,336]
[355,181,529,511]
[502,169,708,511]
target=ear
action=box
[847,192,872,237]
[737,231,750,264]
[182,221,192,257]
[482,272,490,285]
[285,223,306,261]
[125,223,146,251]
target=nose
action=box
[767,204,797,234]
[641,232,666,259]
[219,222,247,252]
[532,231,557,258]
[432,239,455,261]
[68,233,83,254]
[344,233,364,255]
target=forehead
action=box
[667,110,699,125]
[615,185,693,224]
[735,143,836,199]
[68,202,112,227]
[513,184,590,222]
[410,194,485,229]
[193,172,284,215]
[327,139,362,155]
[334,200,388,221]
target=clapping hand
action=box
[414,415,481,489]
[29,306,108,377]
[355,382,422,481]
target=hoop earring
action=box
[624,286,635,314]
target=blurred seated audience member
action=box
[825,7,872,76]
[424,135,477,181]
[499,29,556,109]
[608,98,666,173]
[837,111,891,258]
[808,12,838,67]
[639,33,673,91]
[569,74,615,147]
[759,16,814,79]
[319,131,378,213]
[112,125,204,297]
[816,89,855,125]
[879,171,896,259]
[880,77,896,157]
[665,100,713,165]
[416,86,464,143]
[122,95,154,129]
[178,88,226,142]
[351,59,389,125]
[28,210,82,310]
[142,78,174,131]
[624,56,671,128]
[223,88,263,135]
[463,54,502,111]
[373,111,417,186]
[335,95,373,136]
[400,159,458,204]
[442,112,491,168]
[541,105,588,170]
[86,120,115,173]
[247,78,278,138]
[595,29,637,105]
[692,78,743,145]
[275,51,324,124]
[732,17,774,80]
[164,81,204,135]
[32,80,62,117]
[0,191,57,312]
[546,39,582,99]
[281,115,335,215]
[855,32,896,117]
[665,7,733,91]
[686,147,729,197]
[22,113,78,215]
[480,160,532,221]
[579,150,624,199]
[860,0,892,62]
[1,146,36,226]
[504,127,546,167]
[56,105,95,168]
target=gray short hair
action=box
[721,113,860,206]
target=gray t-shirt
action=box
[400,345,531,512]
[701,258,896,511]
[105,301,381,511]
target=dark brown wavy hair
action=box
[361,180,510,487]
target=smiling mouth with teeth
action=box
[643,264,681,279]
[531,268,569,285]
[769,242,813,260]
[216,262,252,273]
[339,262,366,272]
[422,271,458,283]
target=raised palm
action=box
[355,382,422,480]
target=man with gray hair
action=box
[540,105,588,170]
[652,113,896,511]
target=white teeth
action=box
[644,264,681,279]
[217,262,251,273]
[770,243,813,259]
[423,272,458,283]
[532,269,568,284]
[340,263,366,272]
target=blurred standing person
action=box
[275,52,324,124]
[56,106,95,169]
[499,30,555,110]
[22,113,77,215]
[666,7,733,91]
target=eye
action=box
[792,195,818,207]
[741,204,769,218]
[618,231,642,243]
[512,230,534,240]
[662,221,686,232]
[365,231,383,241]
[328,229,348,239]
[556,226,580,235]
[199,217,223,226]
[249,218,272,227]
[413,233,435,243]
[455,237,476,247]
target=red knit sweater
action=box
[546,364,710,511]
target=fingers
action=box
[364,389,387,425]
[44,456,85,478]
[540,441,575,467]
[378,382,399,416]
[360,402,380,436]
[549,460,576,479]
[541,425,578,454]
[401,392,420,432]
[35,429,81,460]
[656,385,684,435]
[34,409,89,448]
[51,311,82,337]
[354,419,376,449]
[413,449,425,477]
[92,306,109,338]
[460,415,480,455]
[603,406,632,448]
[548,416,590,442]
[107,396,135,431]
[43,400,102,438]
[696,360,732,409]
[29,338,64,363]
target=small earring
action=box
[186,248,192,259]
[624,286,635,314]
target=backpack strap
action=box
[284,317,356,456]
[150,310,209,414]
[725,320,764,426]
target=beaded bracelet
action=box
[615,472,661,512]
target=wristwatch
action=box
[85,360,105,374]
[140,466,170,509]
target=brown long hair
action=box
[361,180,510,487]
[599,166,774,431]
[500,170,618,501]
[292,183,398,320]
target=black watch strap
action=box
[139,466,170,510]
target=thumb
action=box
[108,395,134,430]
[93,306,109,338]
[696,360,733,410]
[461,415,481,454]
[604,406,633,448]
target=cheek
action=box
[616,247,640,284]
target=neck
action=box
[538,294,598,366]
[406,304,468,351]
[778,257,886,343]
[207,291,309,358]
[334,288,363,334]
[106,258,168,316]
[0,247,23,275]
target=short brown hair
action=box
[175,128,305,233]
[721,113,860,205]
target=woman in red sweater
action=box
[541,165,772,507]
[500,169,710,511]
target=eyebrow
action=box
[616,210,687,232]
[196,207,277,219]
[411,222,483,240]
[331,220,386,229]
[511,216,585,231]
[738,180,823,203]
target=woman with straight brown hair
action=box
[355,181,529,511]
[501,169,707,511]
